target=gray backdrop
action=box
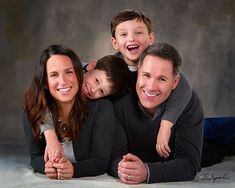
[0,0,234,146]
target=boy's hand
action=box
[43,130,64,162]
[156,120,172,158]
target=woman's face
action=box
[46,55,79,106]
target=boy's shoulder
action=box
[113,51,124,59]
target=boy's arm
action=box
[156,120,173,158]
[39,113,64,162]
[162,72,192,124]
[43,129,64,162]
[156,72,192,158]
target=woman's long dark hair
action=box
[24,44,88,141]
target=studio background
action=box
[0,0,234,150]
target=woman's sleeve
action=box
[23,112,46,174]
[72,99,116,177]
[162,72,192,124]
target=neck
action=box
[124,58,139,68]
[57,101,74,122]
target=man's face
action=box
[82,69,113,99]
[111,19,154,67]
[136,55,180,116]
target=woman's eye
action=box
[50,74,57,78]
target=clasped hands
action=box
[118,153,148,184]
[44,145,74,180]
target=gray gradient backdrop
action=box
[0,0,234,145]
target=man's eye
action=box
[120,33,127,37]
[143,74,150,78]
[159,78,166,82]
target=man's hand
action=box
[118,153,147,184]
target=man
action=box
[108,43,204,184]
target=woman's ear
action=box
[86,60,97,71]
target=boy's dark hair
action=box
[111,9,152,38]
[95,55,131,96]
[139,43,182,76]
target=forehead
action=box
[47,55,73,70]
[139,55,174,75]
[116,19,148,31]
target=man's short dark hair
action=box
[139,43,182,76]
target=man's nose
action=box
[148,79,157,90]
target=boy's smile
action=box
[112,19,154,67]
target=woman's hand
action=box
[45,161,58,179]
[53,158,74,180]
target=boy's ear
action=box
[111,37,119,50]
[149,32,155,45]
[86,60,97,71]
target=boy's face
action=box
[82,69,113,99]
[136,55,179,116]
[112,19,154,67]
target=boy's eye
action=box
[136,31,143,35]
[120,33,127,37]
[95,78,99,84]
[100,89,104,96]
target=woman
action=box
[23,44,117,179]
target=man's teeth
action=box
[144,90,159,97]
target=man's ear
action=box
[172,74,180,90]
[86,60,97,71]
[111,37,119,50]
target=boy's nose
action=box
[91,86,99,94]
[128,33,135,41]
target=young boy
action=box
[41,54,131,162]
[110,9,192,158]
